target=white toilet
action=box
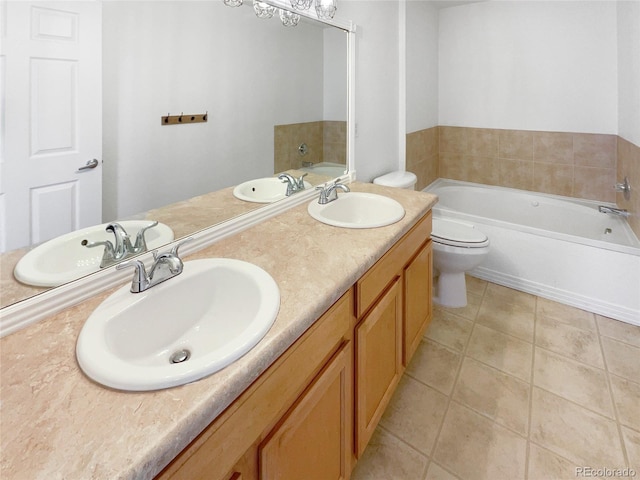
[371,171,489,308]
[431,218,490,308]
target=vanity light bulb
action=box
[253,0,276,18]
[315,0,337,19]
[279,9,300,26]
[290,0,312,10]
[223,0,243,6]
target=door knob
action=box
[78,159,99,171]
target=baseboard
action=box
[470,267,640,327]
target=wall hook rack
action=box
[162,112,208,125]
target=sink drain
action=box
[170,349,191,364]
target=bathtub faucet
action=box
[598,205,630,218]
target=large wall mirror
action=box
[0,0,349,309]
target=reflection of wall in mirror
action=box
[102,1,346,221]
[274,120,346,173]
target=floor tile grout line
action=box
[534,343,609,373]
[470,314,535,345]
[422,279,487,480]
[374,423,430,464]
[533,317,607,370]
[594,312,632,469]
[525,296,538,480]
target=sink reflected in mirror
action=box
[233,177,313,203]
[307,192,405,229]
[14,221,174,288]
[76,258,280,391]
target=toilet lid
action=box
[431,218,489,248]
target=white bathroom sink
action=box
[307,192,405,229]
[76,258,280,391]
[233,177,312,203]
[13,220,174,287]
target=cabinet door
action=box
[260,342,352,480]
[404,241,433,365]
[355,278,403,457]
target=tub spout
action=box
[598,205,630,218]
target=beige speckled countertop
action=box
[0,169,333,308]
[0,182,437,480]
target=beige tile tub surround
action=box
[0,182,437,479]
[407,125,640,239]
[407,126,638,202]
[617,136,640,238]
[438,126,618,202]
[407,126,439,191]
[273,120,347,173]
[353,280,640,480]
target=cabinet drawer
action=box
[356,212,431,317]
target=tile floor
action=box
[352,277,640,480]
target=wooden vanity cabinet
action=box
[403,241,433,364]
[354,278,403,456]
[156,210,433,480]
[157,290,354,480]
[260,342,352,480]
[354,212,432,457]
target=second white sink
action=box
[76,258,280,391]
[307,192,405,229]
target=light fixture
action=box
[279,8,300,26]
[314,0,336,19]
[253,0,276,18]
[290,0,312,10]
[222,0,337,25]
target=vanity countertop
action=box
[0,182,437,480]
[0,169,332,308]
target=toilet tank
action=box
[373,171,417,190]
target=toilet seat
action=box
[431,218,489,248]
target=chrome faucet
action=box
[278,173,308,196]
[614,176,632,201]
[598,205,630,218]
[316,180,350,204]
[116,238,192,293]
[82,221,159,268]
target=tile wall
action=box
[274,121,347,173]
[617,137,640,237]
[406,126,640,238]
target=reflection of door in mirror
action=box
[1,2,102,253]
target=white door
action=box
[0,1,102,252]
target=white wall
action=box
[103,2,325,220]
[438,1,618,134]
[340,1,401,182]
[617,0,640,146]
[324,27,348,120]
[406,0,439,133]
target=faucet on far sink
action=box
[82,221,159,268]
[116,238,192,293]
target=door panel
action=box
[0,1,101,252]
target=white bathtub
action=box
[299,162,347,178]
[425,178,640,326]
